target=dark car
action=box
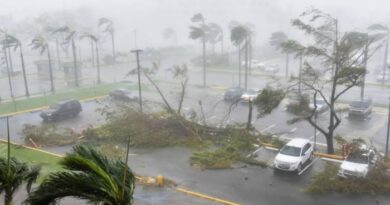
[224,87,244,102]
[109,88,138,101]
[348,99,373,118]
[40,99,82,121]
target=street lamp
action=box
[386,97,390,156]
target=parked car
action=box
[264,64,280,74]
[309,99,329,113]
[348,99,373,118]
[241,89,260,103]
[338,145,377,178]
[376,74,390,82]
[40,99,82,121]
[224,87,244,102]
[273,138,314,173]
[109,88,138,101]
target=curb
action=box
[176,187,241,205]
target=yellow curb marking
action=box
[176,187,241,205]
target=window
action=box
[302,143,311,155]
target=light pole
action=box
[386,97,390,156]
[131,49,143,113]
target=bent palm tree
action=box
[368,24,389,84]
[230,25,248,88]
[80,33,101,84]
[270,32,290,77]
[25,145,135,205]
[30,35,55,93]
[0,158,40,205]
[99,17,116,62]
[53,26,79,87]
[1,32,30,97]
[189,13,209,87]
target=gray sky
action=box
[1,0,390,49]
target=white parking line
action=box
[289,127,297,133]
[298,157,320,176]
[320,157,343,163]
[246,147,264,158]
[260,124,276,132]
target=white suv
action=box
[338,147,377,178]
[274,138,314,173]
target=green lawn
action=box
[0,82,145,115]
[0,143,62,181]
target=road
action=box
[0,56,390,204]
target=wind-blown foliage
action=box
[0,157,40,205]
[25,145,135,205]
[31,35,55,93]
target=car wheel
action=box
[297,163,302,173]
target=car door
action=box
[301,143,311,163]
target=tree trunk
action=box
[382,32,389,85]
[220,33,224,55]
[5,195,13,205]
[55,38,61,69]
[202,37,206,87]
[19,46,30,97]
[285,53,289,78]
[95,41,101,84]
[71,38,79,87]
[47,45,55,93]
[3,48,14,98]
[111,32,116,62]
[90,39,95,66]
[7,47,14,73]
[325,134,335,154]
[238,44,241,88]
[298,55,302,95]
[244,39,249,91]
[246,100,253,131]
[360,41,368,100]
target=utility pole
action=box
[131,49,143,113]
[386,97,390,156]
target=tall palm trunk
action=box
[5,191,13,205]
[382,31,389,85]
[7,47,14,73]
[244,39,248,91]
[47,45,55,93]
[111,32,116,62]
[285,53,289,78]
[6,116,11,205]
[95,41,101,84]
[19,46,29,97]
[238,44,241,88]
[360,41,368,100]
[90,40,95,66]
[202,36,206,87]
[3,48,13,98]
[55,38,61,69]
[220,33,224,55]
[71,38,79,87]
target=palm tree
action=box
[0,32,30,97]
[25,145,135,205]
[207,23,223,55]
[270,32,290,78]
[230,25,248,88]
[30,35,55,93]
[99,18,116,62]
[0,117,40,205]
[53,26,80,87]
[80,33,101,84]
[189,13,208,87]
[368,24,389,85]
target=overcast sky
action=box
[1,0,389,49]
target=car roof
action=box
[286,138,310,147]
[113,88,130,92]
[56,99,78,104]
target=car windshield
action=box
[350,100,370,108]
[49,103,61,110]
[280,145,301,157]
[346,153,368,164]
